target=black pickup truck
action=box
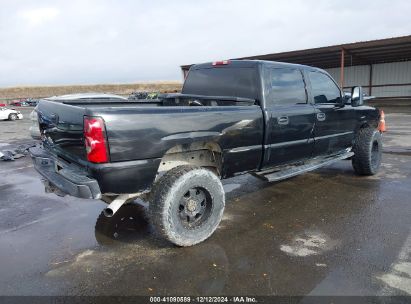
[30,60,385,246]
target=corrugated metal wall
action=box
[325,60,411,98]
[326,65,370,87]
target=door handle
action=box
[316,112,326,121]
[277,116,289,125]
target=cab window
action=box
[270,68,307,105]
[309,71,341,104]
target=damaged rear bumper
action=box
[29,146,101,199]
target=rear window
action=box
[182,67,258,100]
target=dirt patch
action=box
[0,82,182,100]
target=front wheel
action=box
[149,165,225,247]
[8,113,17,121]
[352,128,382,175]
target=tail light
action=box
[378,110,386,132]
[83,116,109,163]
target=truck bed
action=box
[37,95,264,191]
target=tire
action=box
[149,165,225,247]
[8,114,17,121]
[352,127,382,175]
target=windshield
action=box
[182,67,258,100]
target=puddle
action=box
[367,162,408,180]
[45,242,229,295]
[46,245,172,277]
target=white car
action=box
[0,107,23,121]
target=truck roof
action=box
[191,59,324,72]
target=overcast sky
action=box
[0,0,410,87]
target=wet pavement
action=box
[0,107,410,296]
[0,107,34,142]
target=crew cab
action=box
[30,60,385,246]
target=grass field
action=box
[0,82,183,100]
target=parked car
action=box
[26,99,39,107]
[129,91,159,100]
[10,100,29,107]
[0,107,23,120]
[30,60,385,247]
[0,103,6,107]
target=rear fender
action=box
[157,141,223,177]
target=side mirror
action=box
[351,86,364,107]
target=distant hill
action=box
[0,82,182,100]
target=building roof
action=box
[181,35,411,70]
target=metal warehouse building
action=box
[181,35,411,99]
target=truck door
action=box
[306,71,357,156]
[264,67,316,167]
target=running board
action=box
[252,151,354,182]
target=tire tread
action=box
[352,127,382,175]
[149,165,224,246]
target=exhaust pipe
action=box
[103,194,134,217]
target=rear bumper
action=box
[30,146,102,199]
[30,145,162,197]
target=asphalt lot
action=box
[0,107,34,142]
[0,106,410,297]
